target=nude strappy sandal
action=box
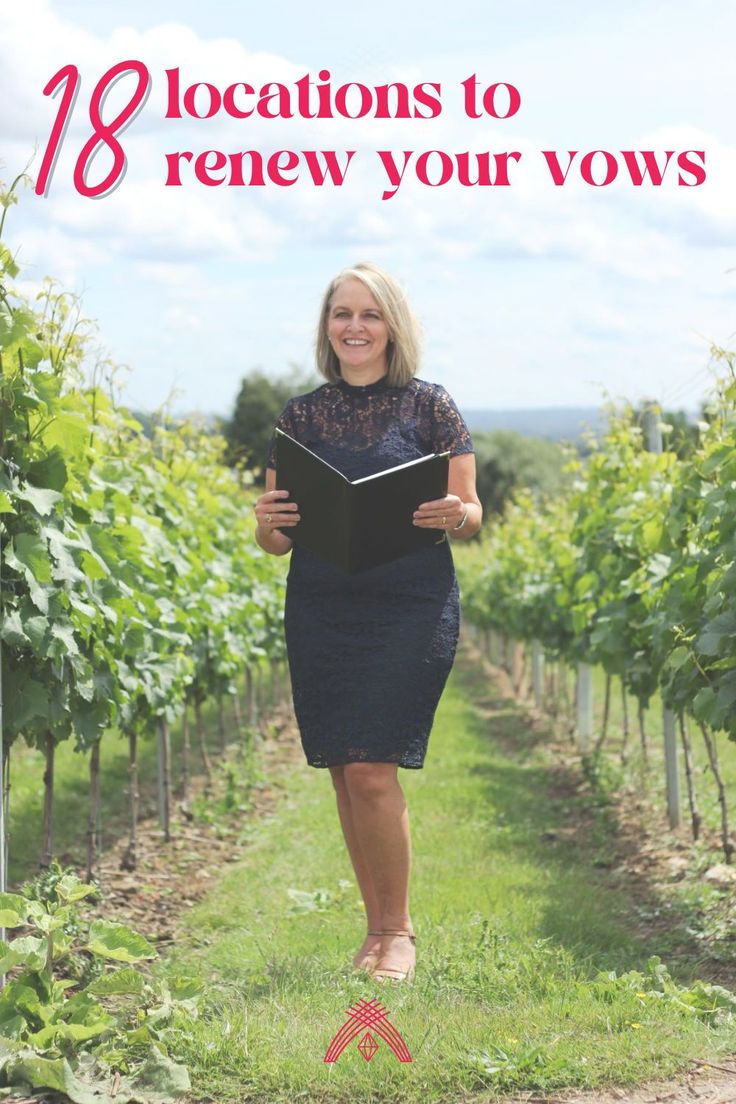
[353,930,384,973]
[371,928,417,983]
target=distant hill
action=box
[464,406,698,442]
[129,409,225,437]
[128,405,699,446]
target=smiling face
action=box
[326,277,391,380]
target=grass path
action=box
[163,637,736,1104]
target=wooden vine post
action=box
[194,698,213,782]
[157,717,172,842]
[662,708,681,828]
[232,687,245,737]
[86,741,102,882]
[575,662,593,753]
[245,665,258,727]
[41,731,55,869]
[644,399,681,827]
[620,681,630,763]
[121,730,139,872]
[678,713,701,841]
[217,693,227,754]
[180,705,191,805]
[531,640,545,710]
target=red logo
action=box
[324,998,412,1063]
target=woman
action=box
[254,262,482,982]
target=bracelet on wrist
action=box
[452,506,469,531]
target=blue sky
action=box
[2,0,734,418]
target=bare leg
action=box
[342,762,416,977]
[329,765,383,968]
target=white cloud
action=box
[2,0,735,414]
[5,0,731,279]
[164,304,202,331]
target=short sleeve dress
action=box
[264,373,474,770]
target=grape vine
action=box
[0,176,288,876]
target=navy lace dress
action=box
[264,373,474,770]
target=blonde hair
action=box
[314,262,422,386]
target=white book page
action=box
[351,453,443,484]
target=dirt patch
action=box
[500,1058,736,1103]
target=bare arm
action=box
[254,467,299,556]
[446,453,483,540]
[413,452,483,540]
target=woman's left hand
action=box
[412,494,464,530]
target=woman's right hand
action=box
[254,488,300,531]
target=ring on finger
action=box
[266,513,272,523]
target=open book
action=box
[274,428,450,573]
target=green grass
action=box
[159,642,736,1103]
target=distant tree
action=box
[128,407,223,440]
[472,430,573,519]
[628,401,700,459]
[224,364,320,473]
[128,409,157,439]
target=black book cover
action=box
[274,429,450,573]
